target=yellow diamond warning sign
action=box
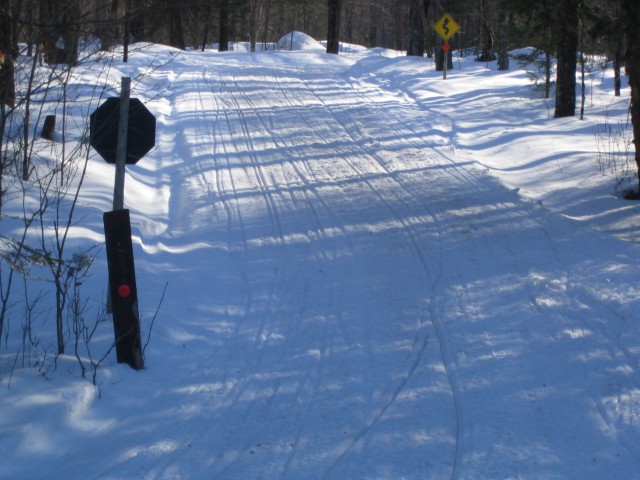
[434,13,460,42]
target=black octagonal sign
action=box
[90,98,156,164]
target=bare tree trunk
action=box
[614,30,624,97]
[622,0,640,191]
[554,0,578,118]
[262,0,271,48]
[435,46,453,71]
[407,0,424,57]
[201,1,213,51]
[544,50,551,99]
[249,0,259,52]
[477,0,494,61]
[0,0,15,108]
[168,5,185,50]
[219,0,229,52]
[496,12,509,70]
[327,0,341,54]
[61,0,78,65]
[39,0,77,65]
[369,1,381,47]
[124,0,130,62]
[129,0,145,41]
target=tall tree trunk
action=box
[129,0,145,41]
[262,0,271,48]
[477,0,494,61]
[123,0,131,62]
[0,0,15,108]
[39,0,79,65]
[61,0,79,65]
[249,0,260,52]
[219,0,229,52]
[496,12,509,70]
[554,0,578,118]
[407,0,424,57]
[544,50,552,99]
[613,30,624,97]
[435,43,452,72]
[97,0,120,51]
[168,6,185,50]
[622,0,640,191]
[369,1,381,48]
[326,0,341,54]
[202,2,213,51]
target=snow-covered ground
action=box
[2,32,640,479]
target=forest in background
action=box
[1,1,636,119]
[0,1,631,62]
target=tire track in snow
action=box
[194,69,338,477]
[259,67,463,477]
[125,66,312,478]
[198,69,292,428]
[214,70,365,478]
[338,73,479,479]
[227,71,379,478]
[287,72,461,478]
[153,60,463,478]
[120,67,293,478]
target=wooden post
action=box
[104,209,144,370]
[42,115,56,140]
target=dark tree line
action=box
[0,0,638,187]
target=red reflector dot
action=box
[117,284,131,298]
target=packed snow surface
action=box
[1,36,640,479]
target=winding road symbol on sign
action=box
[434,13,460,42]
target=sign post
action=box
[434,13,460,80]
[113,77,131,211]
[103,208,144,370]
[89,79,156,370]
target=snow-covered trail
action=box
[129,51,640,478]
[5,46,640,480]
[129,53,462,479]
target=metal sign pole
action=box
[108,77,131,314]
[444,48,448,80]
[113,77,131,211]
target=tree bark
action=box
[435,44,453,72]
[477,0,494,61]
[496,12,509,70]
[622,0,640,191]
[554,0,578,118]
[39,0,79,65]
[169,5,185,50]
[0,0,15,108]
[219,0,229,52]
[129,0,145,42]
[407,0,424,57]
[613,32,623,97]
[326,0,341,54]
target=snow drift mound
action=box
[277,31,325,51]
